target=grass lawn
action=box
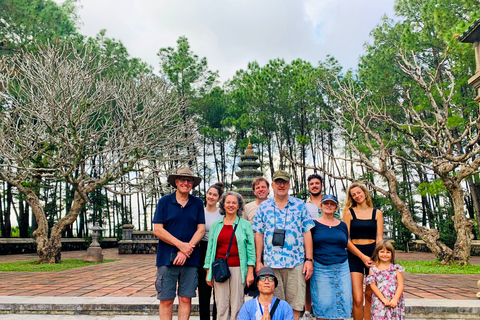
[398,260,480,274]
[0,259,116,272]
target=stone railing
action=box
[0,237,117,255]
[408,239,480,256]
[116,225,480,256]
[118,224,157,254]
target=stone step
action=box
[1,297,480,319]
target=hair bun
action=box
[215,182,224,188]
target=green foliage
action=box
[416,179,456,248]
[0,0,78,55]
[438,206,457,249]
[158,36,218,98]
[10,227,20,237]
[225,57,335,187]
[84,29,153,78]
[325,0,480,262]
[372,194,413,250]
[416,179,447,197]
[0,259,116,272]
[398,260,480,273]
[446,114,466,129]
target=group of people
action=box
[153,167,405,320]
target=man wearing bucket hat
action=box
[153,167,206,320]
[237,267,294,320]
[253,170,314,320]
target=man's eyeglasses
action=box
[177,178,194,184]
[258,276,275,282]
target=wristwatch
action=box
[305,258,313,262]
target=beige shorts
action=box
[269,263,306,311]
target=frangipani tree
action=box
[320,50,477,264]
[0,43,194,263]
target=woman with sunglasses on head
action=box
[343,183,384,320]
[204,191,256,320]
[199,182,224,320]
[310,195,352,320]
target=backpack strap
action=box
[269,298,281,318]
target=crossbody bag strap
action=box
[269,298,281,318]
[225,221,239,261]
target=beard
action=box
[310,191,321,197]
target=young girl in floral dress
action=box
[365,240,405,320]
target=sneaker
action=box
[302,311,314,320]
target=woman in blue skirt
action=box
[310,195,352,320]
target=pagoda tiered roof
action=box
[232,140,264,203]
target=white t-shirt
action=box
[244,201,259,225]
[202,207,222,241]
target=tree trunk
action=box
[230,140,238,190]
[0,183,3,237]
[203,132,207,196]
[446,182,475,265]
[212,137,220,183]
[15,184,50,262]
[18,194,29,238]
[468,181,480,239]
[3,182,13,237]
[42,188,89,263]
[383,168,455,263]
[267,138,274,181]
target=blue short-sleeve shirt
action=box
[152,192,205,267]
[237,296,294,320]
[253,196,314,268]
[312,220,348,265]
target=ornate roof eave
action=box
[458,18,480,43]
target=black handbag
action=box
[212,222,238,283]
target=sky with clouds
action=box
[74,0,396,83]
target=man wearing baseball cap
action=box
[237,267,293,320]
[253,170,314,320]
[153,167,205,320]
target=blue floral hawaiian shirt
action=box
[253,196,314,268]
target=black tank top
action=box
[349,208,377,240]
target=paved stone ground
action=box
[0,316,198,320]
[0,249,479,300]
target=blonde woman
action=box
[343,183,383,320]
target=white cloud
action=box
[73,0,395,82]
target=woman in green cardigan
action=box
[204,191,256,320]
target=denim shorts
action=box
[310,260,352,319]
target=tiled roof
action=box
[458,18,480,43]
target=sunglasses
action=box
[258,275,275,282]
[177,178,194,184]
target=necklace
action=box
[318,217,337,228]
